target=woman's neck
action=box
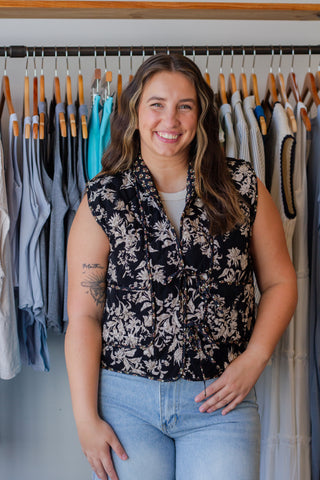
[141,155,188,193]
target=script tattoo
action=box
[81,263,106,307]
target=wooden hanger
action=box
[301,49,320,112]
[32,49,38,140]
[117,48,122,110]
[264,50,279,107]
[249,49,267,135]
[39,49,46,140]
[276,49,297,133]
[0,49,19,136]
[24,53,31,139]
[65,49,77,137]
[204,48,211,86]
[218,49,228,105]
[239,49,248,98]
[286,49,311,131]
[53,48,67,137]
[77,49,88,139]
[227,49,237,99]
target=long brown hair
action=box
[102,53,244,235]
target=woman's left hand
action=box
[194,350,267,415]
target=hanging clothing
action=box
[231,90,251,164]
[87,94,101,180]
[243,95,266,185]
[76,103,88,197]
[307,104,320,480]
[5,113,22,288]
[38,99,52,326]
[47,101,69,333]
[0,138,21,379]
[290,102,311,480]
[219,103,237,159]
[99,95,113,161]
[256,102,297,480]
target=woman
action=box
[65,54,297,480]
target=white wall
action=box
[0,13,319,480]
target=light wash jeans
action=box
[93,368,260,480]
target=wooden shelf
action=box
[0,2,319,21]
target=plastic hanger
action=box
[65,49,77,137]
[239,48,248,99]
[117,48,122,110]
[24,51,31,139]
[249,48,266,135]
[39,48,46,140]
[218,49,228,105]
[264,48,279,107]
[0,48,19,136]
[276,48,297,133]
[301,48,320,112]
[204,48,211,86]
[286,48,311,131]
[227,48,237,99]
[32,48,38,140]
[77,48,88,139]
[53,48,67,137]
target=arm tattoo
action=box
[80,264,106,307]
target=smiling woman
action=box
[65,53,297,480]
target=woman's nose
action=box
[163,106,179,126]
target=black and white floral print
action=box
[86,157,257,381]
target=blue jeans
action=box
[93,369,260,480]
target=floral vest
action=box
[86,157,257,381]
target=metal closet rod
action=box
[1,44,320,58]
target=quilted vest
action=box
[86,157,257,381]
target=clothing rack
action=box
[1,45,320,58]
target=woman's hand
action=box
[77,416,128,480]
[194,349,266,416]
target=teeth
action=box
[157,132,179,139]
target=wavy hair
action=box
[101,53,244,234]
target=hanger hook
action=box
[220,48,224,74]
[103,47,107,72]
[153,46,156,56]
[78,47,81,74]
[291,47,295,72]
[269,47,275,73]
[278,47,283,73]
[54,47,58,76]
[25,48,29,75]
[230,47,234,73]
[308,47,312,73]
[65,47,69,75]
[192,47,195,63]
[41,47,44,75]
[182,46,185,57]
[4,46,7,75]
[142,46,145,63]
[118,47,121,73]
[205,47,209,73]
[33,47,37,75]
[251,47,256,74]
[241,47,246,73]
[130,47,133,75]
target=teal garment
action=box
[99,96,113,161]
[87,95,102,180]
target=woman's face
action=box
[137,71,199,165]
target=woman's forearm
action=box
[65,315,102,426]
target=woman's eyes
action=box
[150,103,192,110]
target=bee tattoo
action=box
[81,264,106,307]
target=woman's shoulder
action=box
[226,157,258,208]
[86,169,135,197]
